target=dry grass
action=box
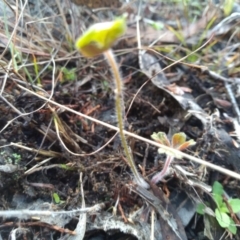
[1,0,240,239]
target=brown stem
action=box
[151,155,174,184]
[104,49,149,189]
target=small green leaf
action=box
[227,218,237,235]
[196,203,205,215]
[60,164,74,170]
[151,132,170,146]
[150,21,164,30]
[215,209,231,228]
[152,131,195,159]
[167,25,185,45]
[212,181,224,196]
[223,0,234,16]
[75,16,126,57]
[220,203,229,213]
[53,193,60,204]
[157,148,182,159]
[213,194,223,208]
[228,199,240,213]
[61,67,76,82]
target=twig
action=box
[16,84,240,181]
[202,68,240,123]
[0,221,76,235]
[69,173,86,240]
[224,81,240,123]
[0,203,105,219]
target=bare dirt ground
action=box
[1,0,240,239]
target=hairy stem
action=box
[104,49,149,189]
[151,155,174,184]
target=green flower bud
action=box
[75,16,126,57]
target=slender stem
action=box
[104,49,149,189]
[151,156,174,184]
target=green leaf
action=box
[212,181,224,196]
[228,199,240,213]
[75,16,126,57]
[220,203,229,213]
[227,218,237,235]
[60,164,74,170]
[157,147,182,159]
[213,194,223,208]
[167,25,185,45]
[196,203,205,215]
[150,21,164,30]
[223,0,234,16]
[61,67,76,82]
[53,193,60,204]
[215,209,231,228]
[151,132,170,146]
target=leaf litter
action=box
[0,0,240,239]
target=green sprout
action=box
[2,152,21,164]
[12,153,21,163]
[75,16,126,58]
[75,15,149,188]
[53,192,61,204]
[60,67,77,82]
[52,192,65,204]
[151,132,195,184]
[197,181,239,235]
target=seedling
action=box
[151,132,195,184]
[197,181,239,235]
[60,67,77,82]
[0,151,21,164]
[53,192,61,204]
[11,153,21,164]
[52,192,65,204]
[75,16,149,188]
[75,17,126,58]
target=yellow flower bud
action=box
[75,16,126,57]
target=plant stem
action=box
[104,49,149,189]
[151,155,174,184]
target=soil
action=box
[1,0,240,240]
